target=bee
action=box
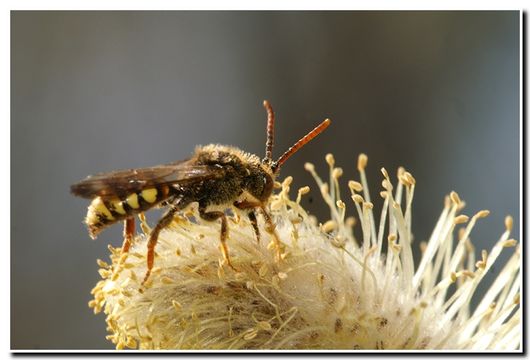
[71,101,330,285]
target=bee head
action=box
[261,100,331,175]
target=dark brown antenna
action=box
[263,100,275,163]
[272,118,331,173]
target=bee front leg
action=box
[259,205,284,261]
[141,206,179,286]
[234,200,283,260]
[247,210,260,244]
[234,201,260,244]
[199,203,237,271]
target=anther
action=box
[381,167,389,179]
[97,259,109,268]
[304,162,315,172]
[322,220,337,233]
[450,191,461,206]
[382,179,393,191]
[398,174,408,185]
[282,176,293,187]
[475,210,490,219]
[357,153,368,172]
[298,186,310,195]
[454,215,469,224]
[348,180,363,192]
[405,172,416,185]
[326,153,335,166]
[352,194,364,203]
[505,215,513,232]
[332,167,343,179]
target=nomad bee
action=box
[71,101,330,285]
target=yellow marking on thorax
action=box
[111,200,127,215]
[141,188,158,203]
[126,193,140,209]
[87,197,115,222]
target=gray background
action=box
[11,11,519,349]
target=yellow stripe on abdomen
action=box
[110,200,127,215]
[87,197,114,221]
[141,188,158,203]
[84,187,165,239]
[85,197,116,238]
[126,193,140,209]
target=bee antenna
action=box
[272,118,331,173]
[263,100,275,163]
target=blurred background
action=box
[11,11,519,349]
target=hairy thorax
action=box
[194,144,274,206]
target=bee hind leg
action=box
[141,206,179,286]
[115,217,135,269]
[121,217,135,255]
[199,203,237,271]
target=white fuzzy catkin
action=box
[89,154,521,350]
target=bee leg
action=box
[114,217,136,273]
[247,210,260,244]
[234,200,282,259]
[259,205,283,261]
[121,217,135,255]
[199,204,237,271]
[141,206,179,286]
[233,201,260,244]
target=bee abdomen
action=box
[85,186,169,238]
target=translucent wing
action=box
[70,159,223,199]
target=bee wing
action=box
[70,159,223,199]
